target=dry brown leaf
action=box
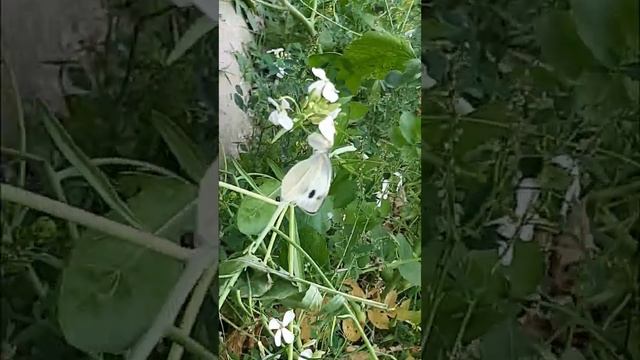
[342,318,362,342]
[224,329,246,356]
[343,279,366,298]
[367,308,390,329]
[384,290,398,309]
[347,352,371,360]
[300,314,316,343]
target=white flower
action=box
[267,48,285,58]
[318,108,340,144]
[515,178,540,218]
[308,68,339,103]
[276,66,287,79]
[551,154,581,217]
[268,310,295,347]
[299,349,313,360]
[268,97,293,130]
[497,240,514,266]
[375,179,391,207]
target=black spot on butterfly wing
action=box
[308,189,316,198]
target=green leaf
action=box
[329,170,357,209]
[535,10,596,79]
[298,226,329,269]
[236,180,279,236]
[399,111,420,145]
[465,250,508,302]
[166,15,216,65]
[347,102,368,121]
[301,285,323,311]
[390,126,409,148]
[260,279,300,301]
[39,103,141,228]
[297,196,333,234]
[219,257,251,277]
[318,29,335,50]
[344,31,415,81]
[570,0,639,68]
[58,175,197,354]
[395,234,420,287]
[320,295,347,317]
[505,241,545,299]
[236,270,272,298]
[151,111,208,182]
[480,319,534,360]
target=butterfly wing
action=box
[281,153,332,214]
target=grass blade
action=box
[150,110,208,182]
[166,15,216,65]
[38,102,142,228]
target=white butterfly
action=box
[281,133,333,214]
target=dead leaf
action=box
[343,279,366,298]
[225,329,246,356]
[367,308,390,329]
[342,318,362,342]
[347,352,371,360]
[300,314,316,343]
[384,290,398,309]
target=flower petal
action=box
[274,329,283,347]
[308,81,323,95]
[515,178,540,217]
[520,224,535,242]
[299,349,313,359]
[268,97,279,108]
[282,310,295,326]
[280,99,291,110]
[497,240,514,266]
[281,328,294,344]
[268,318,281,330]
[322,82,339,103]
[318,116,335,144]
[311,67,327,80]
[278,113,293,130]
[268,111,280,126]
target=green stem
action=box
[232,250,388,310]
[359,258,420,274]
[56,157,189,183]
[219,181,280,206]
[165,326,217,360]
[128,245,215,360]
[0,184,192,261]
[263,207,288,264]
[167,263,218,360]
[280,0,316,35]
[452,298,477,354]
[1,147,79,239]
